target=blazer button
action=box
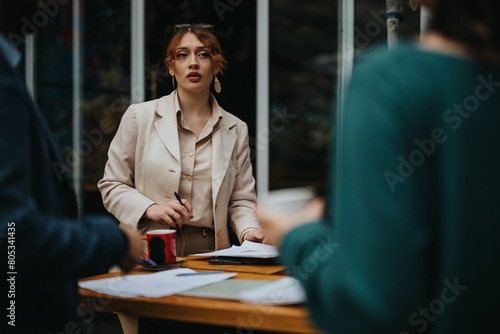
[187,175,192,181]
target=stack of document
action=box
[194,240,279,258]
[194,241,280,264]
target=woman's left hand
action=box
[243,229,265,243]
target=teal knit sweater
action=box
[281,43,500,334]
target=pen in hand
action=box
[174,191,191,214]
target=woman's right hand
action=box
[144,200,194,228]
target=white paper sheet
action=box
[193,240,279,258]
[262,187,316,213]
[237,277,306,305]
[78,268,236,298]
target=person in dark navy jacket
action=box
[0,2,142,333]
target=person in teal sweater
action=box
[260,0,500,333]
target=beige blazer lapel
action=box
[212,117,237,203]
[153,95,181,163]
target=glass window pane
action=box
[269,0,338,194]
[355,0,421,54]
[82,0,131,190]
[37,0,131,213]
[36,4,74,176]
[82,0,131,212]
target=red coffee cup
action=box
[142,229,176,265]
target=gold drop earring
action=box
[214,76,221,93]
[172,76,176,90]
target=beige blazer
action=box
[98,92,260,250]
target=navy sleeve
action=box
[0,59,127,287]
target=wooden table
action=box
[79,257,323,334]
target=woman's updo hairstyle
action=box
[164,25,228,75]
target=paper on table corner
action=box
[237,277,306,305]
[78,268,236,298]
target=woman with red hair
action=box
[99,24,263,259]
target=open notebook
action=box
[194,240,281,264]
[193,240,279,258]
